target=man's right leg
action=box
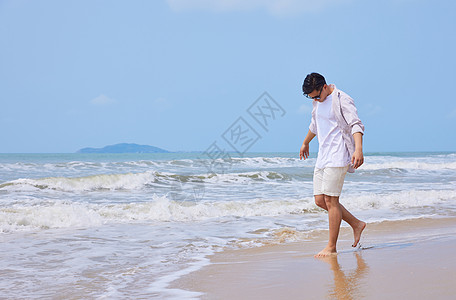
[315,195,366,247]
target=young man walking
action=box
[299,72,366,258]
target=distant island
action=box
[77,143,170,154]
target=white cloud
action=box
[90,94,116,106]
[166,0,352,16]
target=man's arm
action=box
[351,132,364,169]
[300,130,316,160]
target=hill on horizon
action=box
[77,143,170,154]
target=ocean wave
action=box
[0,156,308,174]
[359,161,456,171]
[0,196,317,232]
[2,188,455,233]
[227,156,304,167]
[1,153,455,174]
[0,170,297,192]
[0,201,104,232]
[0,172,158,192]
[343,189,456,211]
[204,170,291,183]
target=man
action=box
[299,72,366,258]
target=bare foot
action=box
[315,246,337,258]
[352,221,366,247]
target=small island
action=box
[77,143,170,154]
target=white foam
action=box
[0,201,104,232]
[0,195,316,232]
[1,171,158,192]
[146,253,209,299]
[229,156,301,166]
[2,188,454,233]
[0,169,296,193]
[97,196,318,222]
[343,189,456,211]
[204,170,287,183]
[360,161,456,171]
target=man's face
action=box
[307,84,327,102]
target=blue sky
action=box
[1,0,455,153]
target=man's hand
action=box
[300,130,316,160]
[300,143,310,160]
[351,149,364,169]
[351,132,364,169]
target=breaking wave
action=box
[0,196,317,232]
[2,189,455,233]
[0,170,296,192]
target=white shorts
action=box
[313,166,349,197]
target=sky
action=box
[1,0,455,153]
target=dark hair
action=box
[302,73,326,95]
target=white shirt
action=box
[315,91,350,169]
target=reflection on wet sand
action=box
[319,253,369,300]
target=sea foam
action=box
[2,188,455,233]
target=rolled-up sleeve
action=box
[341,95,364,135]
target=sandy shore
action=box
[172,217,456,299]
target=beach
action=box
[173,217,456,299]
[0,152,455,298]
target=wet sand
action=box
[172,217,456,299]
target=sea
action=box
[1,152,455,299]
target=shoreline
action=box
[171,217,456,299]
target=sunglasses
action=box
[304,87,323,100]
